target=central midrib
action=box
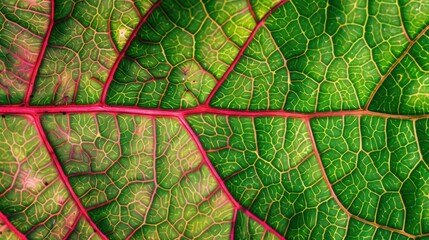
[1,104,427,120]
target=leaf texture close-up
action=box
[0,0,429,239]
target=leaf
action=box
[0,0,51,104]
[0,0,429,239]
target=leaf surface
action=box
[0,0,429,239]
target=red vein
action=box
[107,12,120,55]
[0,212,27,239]
[179,117,286,240]
[1,105,428,120]
[229,208,238,239]
[131,1,143,19]
[247,0,258,22]
[204,0,289,106]
[100,1,162,104]
[304,119,416,239]
[364,24,429,110]
[32,115,108,240]
[24,0,55,106]
[62,212,83,239]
